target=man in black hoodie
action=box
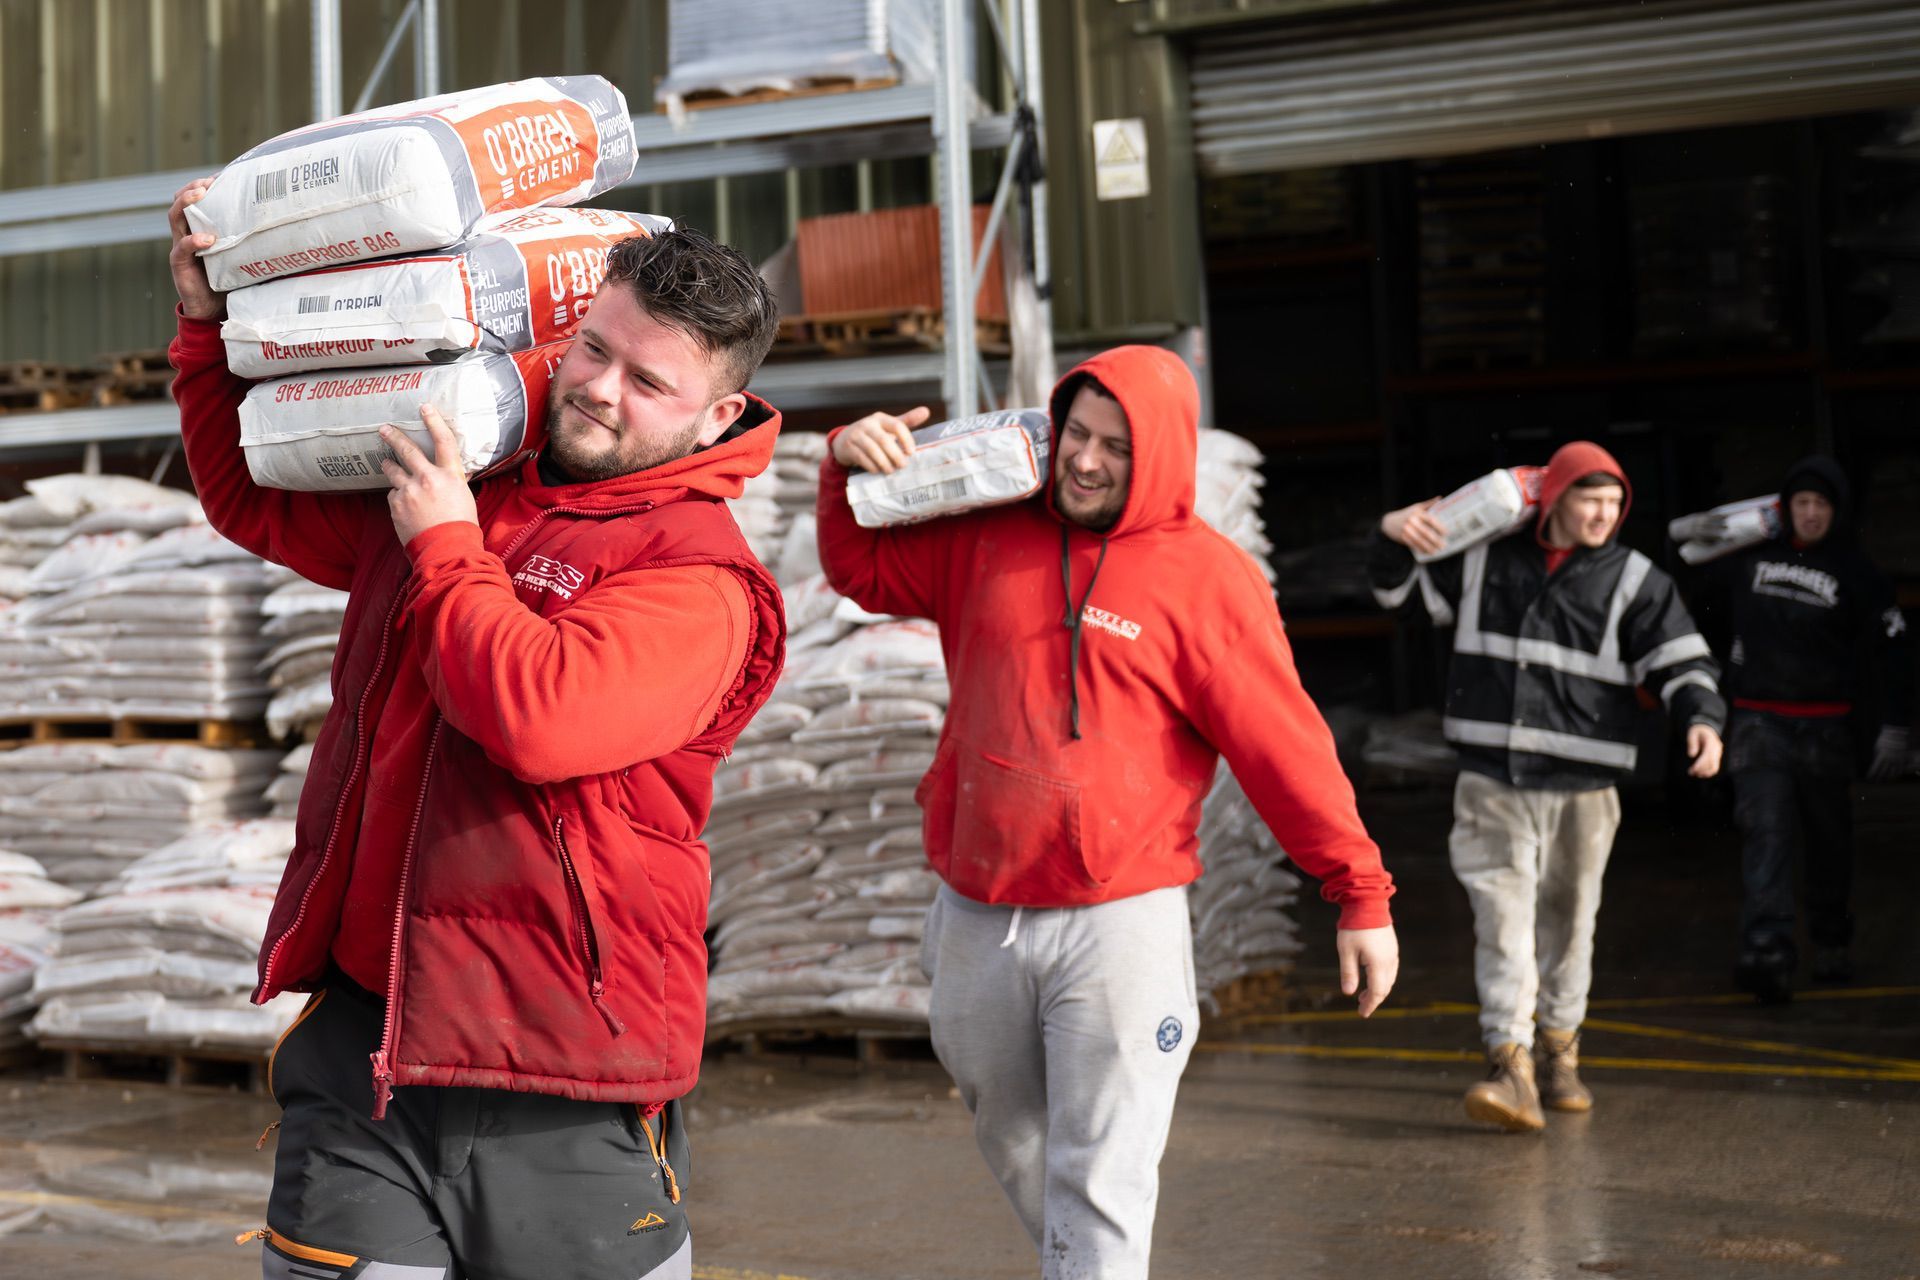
[1707,456,1913,1003]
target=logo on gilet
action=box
[512,554,587,600]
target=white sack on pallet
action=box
[188,77,639,291]
[223,208,672,376]
[239,346,562,491]
[847,409,1050,528]
[657,0,940,112]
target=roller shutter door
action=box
[1191,0,1920,175]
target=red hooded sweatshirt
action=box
[817,346,1393,928]
[169,311,786,1114]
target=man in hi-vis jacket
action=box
[819,346,1399,1278]
[1373,441,1725,1133]
[168,179,785,1280]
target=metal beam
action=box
[309,0,341,121]
[934,0,978,418]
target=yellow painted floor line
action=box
[1581,1016,1920,1072]
[1194,1040,1920,1083]
[693,1268,817,1280]
[1586,986,1920,1010]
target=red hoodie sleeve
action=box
[816,441,958,621]
[167,308,377,590]
[402,522,750,784]
[1185,580,1395,931]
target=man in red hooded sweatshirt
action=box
[818,348,1398,1278]
[1372,443,1726,1133]
[166,179,785,1279]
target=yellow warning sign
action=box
[1092,118,1149,201]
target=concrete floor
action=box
[2,779,1916,1279]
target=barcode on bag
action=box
[297,296,331,315]
[253,170,289,203]
[896,477,972,508]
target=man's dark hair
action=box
[1572,471,1622,489]
[602,227,780,399]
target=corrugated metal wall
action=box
[0,1,1216,363]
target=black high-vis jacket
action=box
[1371,532,1728,791]
[1703,457,1912,730]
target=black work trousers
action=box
[1728,708,1856,962]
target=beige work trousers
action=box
[1449,770,1622,1049]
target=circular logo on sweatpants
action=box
[1156,1016,1183,1053]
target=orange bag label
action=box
[455,100,599,210]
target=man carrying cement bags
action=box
[1372,443,1726,1133]
[818,348,1399,1280]
[168,178,785,1280]
[1690,456,1913,1004]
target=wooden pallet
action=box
[706,1014,934,1065]
[0,360,95,413]
[40,1038,268,1093]
[772,307,1012,359]
[663,75,897,113]
[93,348,174,405]
[0,716,270,749]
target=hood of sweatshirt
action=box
[1045,345,1199,540]
[1535,439,1632,548]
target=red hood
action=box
[1536,440,1631,546]
[1045,345,1198,538]
[511,393,781,513]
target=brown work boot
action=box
[1464,1042,1546,1133]
[1537,1028,1593,1113]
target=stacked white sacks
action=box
[0,522,279,724]
[260,577,348,741]
[1195,428,1277,580]
[0,475,203,601]
[26,819,298,1051]
[731,431,829,583]
[0,745,281,895]
[1188,771,1303,1009]
[0,852,74,1053]
[704,584,944,1029]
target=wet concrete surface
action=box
[2,780,1916,1278]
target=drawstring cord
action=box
[1058,526,1111,741]
[999,906,1024,949]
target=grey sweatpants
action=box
[1450,771,1621,1050]
[921,884,1199,1280]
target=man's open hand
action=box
[1337,925,1400,1018]
[832,406,931,474]
[381,406,478,545]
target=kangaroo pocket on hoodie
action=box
[917,737,1116,903]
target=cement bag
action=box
[1414,466,1548,564]
[187,76,639,291]
[848,408,1050,528]
[1668,495,1784,565]
[223,208,672,376]
[239,345,562,491]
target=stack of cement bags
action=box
[186,77,656,493]
[703,590,944,1030]
[0,745,280,895]
[261,576,347,741]
[265,744,314,821]
[0,852,74,1055]
[732,431,828,583]
[27,820,297,1051]
[1189,771,1302,1009]
[1,523,278,723]
[1195,427,1276,580]
[0,475,202,602]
